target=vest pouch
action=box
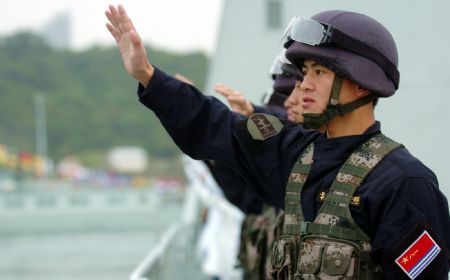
[295,238,326,275]
[239,215,270,279]
[295,236,359,280]
[271,235,300,280]
[264,211,285,280]
[238,216,257,273]
[321,241,355,277]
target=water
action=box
[0,232,158,280]
[0,187,182,280]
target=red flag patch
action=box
[395,230,441,279]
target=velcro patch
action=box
[247,113,284,140]
[395,230,441,279]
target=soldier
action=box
[215,49,302,120]
[212,51,300,280]
[105,5,450,279]
[176,51,300,280]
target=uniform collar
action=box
[312,121,381,161]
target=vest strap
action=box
[283,142,314,235]
[314,133,403,241]
[300,222,369,241]
[282,133,403,241]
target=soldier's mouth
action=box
[302,97,315,109]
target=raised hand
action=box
[214,84,254,117]
[105,4,154,86]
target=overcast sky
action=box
[0,0,223,53]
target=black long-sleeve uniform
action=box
[137,68,450,279]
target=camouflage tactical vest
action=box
[239,205,285,280]
[271,133,402,280]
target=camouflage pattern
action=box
[314,213,340,227]
[239,206,285,280]
[296,237,356,279]
[239,215,259,278]
[314,134,402,241]
[265,211,285,279]
[271,235,301,279]
[283,143,314,235]
[271,134,401,280]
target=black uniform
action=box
[205,160,265,214]
[138,68,450,279]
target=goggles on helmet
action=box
[269,50,292,77]
[280,16,399,89]
[269,59,283,76]
[280,16,333,46]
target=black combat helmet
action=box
[263,50,299,109]
[280,10,400,128]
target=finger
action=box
[118,5,136,29]
[215,85,234,97]
[214,84,225,91]
[216,90,228,97]
[215,84,231,92]
[234,91,243,97]
[105,10,119,33]
[116,5,135,34]
[106,23,120,44]
[214,86,231,96]
[227,95,245,104]
[107,5,120,27]
[108,4,126,34]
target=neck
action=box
[325,104,375,138]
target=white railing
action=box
[129,224,181,280]
[129,156,244,280]
[0,189,159,212]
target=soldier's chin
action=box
[303,109,321,115]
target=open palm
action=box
[105,5,153,86]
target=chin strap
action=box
[302,75,374,130]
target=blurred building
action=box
[107,146,149,174]
[205,0,303,105]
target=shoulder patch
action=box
[247,113,284,140]
[386,222,448,280]
[395,230,441,279]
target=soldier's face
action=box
[300,60,335,115]
[284,80,303,123]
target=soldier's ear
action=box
[356,86,370,97]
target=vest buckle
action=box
[300,222,310,236]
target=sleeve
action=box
[136,68,311,209]
[205,160,266,214]
[137,68,244,163]
[371,177,450,280]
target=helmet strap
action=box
[302,75,374,130]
